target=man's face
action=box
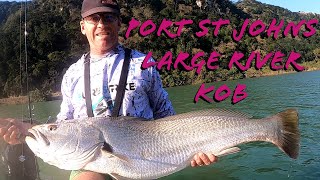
[80,13,121,54]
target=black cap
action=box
[81,0,120,18]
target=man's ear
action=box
[80,20,86,35]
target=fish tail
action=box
[275,109,300,159]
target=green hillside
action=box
[0,0,319,99]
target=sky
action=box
[231,0,320,14]
[1,0,320,14]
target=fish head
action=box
[25,120,105,170]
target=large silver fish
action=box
[25,108,300,179]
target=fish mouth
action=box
[27,129,50,146]
[26,131,36,140]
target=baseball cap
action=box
[81,0,120,18]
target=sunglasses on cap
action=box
[83,13,118,25]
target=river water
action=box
[0,70,319,180]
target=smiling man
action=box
[67,1,218,179]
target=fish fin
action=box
[215,147,241,157]
[109,173,130,180]
[100,149,130,163]
[274,109,300,159]
[110,116,141,121]
[205,109,253,119]
[160,109,253,122]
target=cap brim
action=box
[81,7,120,18]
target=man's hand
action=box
[0,118,32,145]
[191,152,218,167]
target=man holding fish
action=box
[0,0,218,179]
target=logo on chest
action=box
[109,83,136,93]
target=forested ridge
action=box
[0,0,319,100]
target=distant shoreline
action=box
[0,92,62,105]
[1,67,319,105]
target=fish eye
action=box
[48,124,57,131]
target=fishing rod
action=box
[22,0,41,178]
[8,0,40,179]
[1,1,40,180]
[24,0,33,124]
